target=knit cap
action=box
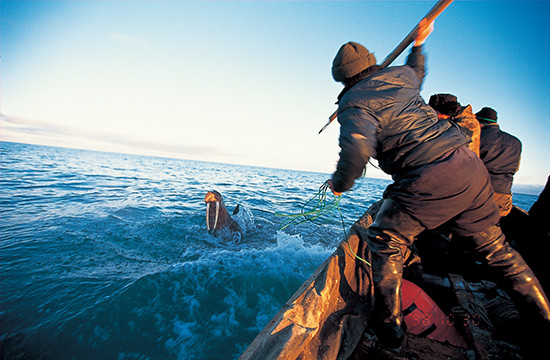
[429,93,462,117]
[475,107,498,123]
[332,42,376,82]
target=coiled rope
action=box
[276,180,370,266]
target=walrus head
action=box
[204,190,241,236]
[205,190,223,232]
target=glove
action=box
[415,18,434,46]
[328,179,342,197]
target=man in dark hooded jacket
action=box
[475,107,522,217]
[327,20,550,351]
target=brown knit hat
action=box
[475,107,498,123]
[332,42,376,82]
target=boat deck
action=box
[350,273,523,359]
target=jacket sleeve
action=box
[331,106,379,193]
[406,45,426,84]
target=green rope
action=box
[335,194,371,266]
[276,181,337,229]
[276,181,371,266]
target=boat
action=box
[239,176,549,359]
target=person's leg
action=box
[367,198,425,349]
[466,225,550,358]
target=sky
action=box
[1,0,549,186]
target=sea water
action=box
[0,141,538,360]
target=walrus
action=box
[205,190,242,239]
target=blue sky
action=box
[1,1,549,186]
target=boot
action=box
[370,247,406,350]
[367,199,425,350]
[468,225,550,357]
[470,225,550,321]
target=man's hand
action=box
[327,179,342,197]
[415,18,434,46]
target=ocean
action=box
[0,141,539,360]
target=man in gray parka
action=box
[328,20,550,353]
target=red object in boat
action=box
[402,279,468,348]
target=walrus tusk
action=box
[206,202,220,231]
[206,203,211,230]
[213,202,219,230]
